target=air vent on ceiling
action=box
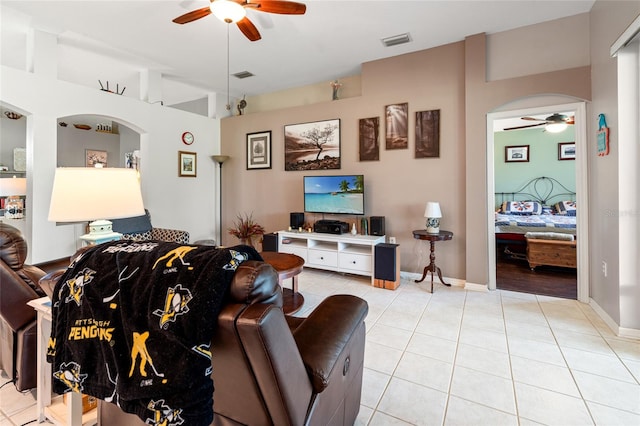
[381,33,412,47]
[233,71,254,79]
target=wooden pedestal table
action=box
[412,230,454,293]
[260,251,305,314]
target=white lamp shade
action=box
[48,168,145,222]
[0,177,27,196]
[545,122,568,133]
[424,202,442,218]
[210,0,246,23]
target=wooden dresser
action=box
[526,238,577,270]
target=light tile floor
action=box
[1,269,638,426]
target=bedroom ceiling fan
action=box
[172,0,306,41]
[504,113,575,133]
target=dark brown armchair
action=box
[0,223,47,391]
[92,260,368,425]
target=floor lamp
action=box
[211,155,229,245]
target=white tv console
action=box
[277,231,385,284]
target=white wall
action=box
[1,64,220,263]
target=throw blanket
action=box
[47,240,260,426]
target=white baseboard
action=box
[464,281,489,292]
[589,298,640,340]
[400,271,475,289]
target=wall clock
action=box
[182,131,194,145]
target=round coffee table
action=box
[260,252,305,314]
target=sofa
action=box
[110,209,190,244]
[40,248,368,425]
[0,223,47,391]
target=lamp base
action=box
[80,219,122,245]
[426,218,440,234]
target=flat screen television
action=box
[304,175,365,215]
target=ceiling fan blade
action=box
[504,123,546,131]
[237,17,261,41]
[246,1,307,14]
[520,116,546,122]
[173,6,212,24]
[566,117,575,125]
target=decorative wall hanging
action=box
[86,149,108,167]
[415,110,440,158]
[247,131,272,170]
[597,114,610,156]
[359,117,380,161]
[284,119,340,171]
[13,148,26,172]
[385,103,408,149]
[558,142,576,161]
[505,145,529,163]
[178,151,197,177]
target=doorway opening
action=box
[487,101,589,303]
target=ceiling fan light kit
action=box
[210,0,246,23]
[545,121,568,133]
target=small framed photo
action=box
[86,149,108,167]
[178,151,197,177]
[505,145,529,163]
[558,142,576,160]
[247,131,272,170]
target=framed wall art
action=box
[178,151,197,177]
[359,117,380,161]
[284,118,340,171]
[505,145,529,163]
[86,149,108,167]
[247,131,272,170]
[415,109,440,158]
[558,142,576,160]
[385,103,408,149]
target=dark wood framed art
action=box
[247,131,272,170]
[558,142,576,160]
[284,119,340,171]
[385,103,408,149]
[359,117,380,161]
[178,151,197,177]
[505,145,529,163]
[415,109,440,158]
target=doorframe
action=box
[486,101,589,303]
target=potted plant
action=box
[228,212,265,248]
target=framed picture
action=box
[385,103,408,149]
[86,149,108,167]
[359,117,380,161]
[246,131,272,170]
[415,109,440,158]
[284,119,340,171]
[505,145,529,163]
[558,142,576,160]
[178,151,197,177]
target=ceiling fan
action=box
[504,113,575,132]
[172,0,306,41]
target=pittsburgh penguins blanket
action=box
[46,240,261,426]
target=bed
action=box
[494,176,577,269]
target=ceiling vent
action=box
[233,71,254,79]
[381,33,412,47]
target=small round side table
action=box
[412,230,453,293]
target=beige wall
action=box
[221,16,592,285]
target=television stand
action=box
[278,231,385,285]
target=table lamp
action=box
[48,168,145,244]
[424,201,442,234]
[0,177,27,219]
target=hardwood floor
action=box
[496,243,577,299]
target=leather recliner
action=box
[0,223,47,391]
[42,258,368,425]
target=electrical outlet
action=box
[389,237,396,244]
[602,261,607,277]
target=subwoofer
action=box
[290,212,305,230]
[262,233,278,252]
[370,216,385,236]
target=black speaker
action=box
[375,243,399,281]
[290,212,305,229]
[262,232,278,252]
[370,216,385,236]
